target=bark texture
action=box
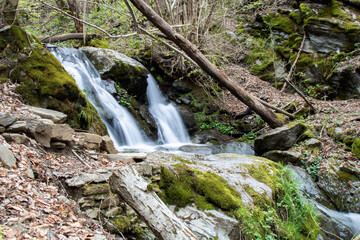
[41,33,100,43]
[128,0,283,128]
[109,165,198,240]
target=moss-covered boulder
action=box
[352,138,360,159]
[0,26,106,134]
[81,47,149,99]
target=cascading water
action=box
[146,75,190,144]
[49,47,150,148]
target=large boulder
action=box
[0,26,106,135]
[254,123,308,155]
[81,47,149,99]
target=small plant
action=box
[237,131,256,143]
[199,121,236,135]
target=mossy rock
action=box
[352,138,360,159]
[0,26,106,134]
[89,39,110,49]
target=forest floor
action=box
[1,62,360,239]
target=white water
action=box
[146,75,190,144]
[49,47,150,149]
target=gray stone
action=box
[101,136,117,154]
[224,141,254,155]
[262,150,302,164]
[0,144,16,168]
[7,121,27,133]
[78,133,103,150]
[106,153,146,163]
[177,106,198,134]
[254,123,307,155]
[104,207,122,217]
[27,119,55,148]
[304,138,321,148]
[52,124,74,142]
[65,172,112,187]
[27,106,67,123]
[100,195,120,209]
[78,197,96,208]
[25,168,35,179]
[0,112,16,127]
[136,162,152,177]
[92,234,107,240]
[85,208,100,219]
[2,133,29,145]
[83,183,110,196]
[51,142,67,150]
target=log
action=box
[41,33,100,43]
[109,165,198,240]
[128,0,283,128]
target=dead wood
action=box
[109,165,198,240]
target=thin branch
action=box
[281,33,306,92]
[255,98,295,119]
[71,149,92,168]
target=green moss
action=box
[112,216,131,233]
[263,13,296,34]
[0,78,9,83]
[244,160,281,192]
[158,164,243,211]
[352,138,360,159]
[336,170,359,181]
[89,39,110,49]
[0,25,106,134]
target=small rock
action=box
[304,138,321,148]
[83,183,110,196]
[104,207,122,217]
[136,162,153,177]
[101,136,117,154]
[51,142,67,150]
[27,119,55,148]
[25,168,35,179]
[85,208,100,219]
[100,195,120,209]
[7,121,28,133]
[106,153,147,163]
[0,112,17,127]
[2,133,29,145]
[92,234,107,240]
[0,126,5,133]
[78,133,103,150]
[65,172,112,187]
[0,144,17,168]
[27,106,67,123]
[262,150,302,164]
[78,197,96,208]
[52,124,74,142]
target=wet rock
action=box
[177,106,198,134]
[179,144,216,154]
[107,153,147,163]
[224,141,254,155]
[27,106,67,123]
[2,133,29,145]
[175,206,239,240]
[0,112,16,127]
[254,123,308,155]
[262,150,302,164]
[286,166,335,208]
[81,47,149,98]
[7,121,27,133]
[101,136,117,154]
[0,144,17,168]
[172,80,192,93]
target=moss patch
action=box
[158,164,243,211]
[0,26,106,134]
[352,138,360,159]
[89,39,109,49]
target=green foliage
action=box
[235,168,319,239]
[237,131,256,143]
[199,121,236,135]
[114,84,134,109]
[301,151,323,180]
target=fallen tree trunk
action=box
[109,165,198,240]
[41,33,100,43]
[128,0,283,128]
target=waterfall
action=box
[49,47,150,148]
[146,75,191,144]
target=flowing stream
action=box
[146,75,190,144]
[49,47,190,151]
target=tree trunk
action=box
[0,0,18,27]
[67,0,83,33]
[109,165,198,240]
[128,0,283,128]
[41,33,99,43]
